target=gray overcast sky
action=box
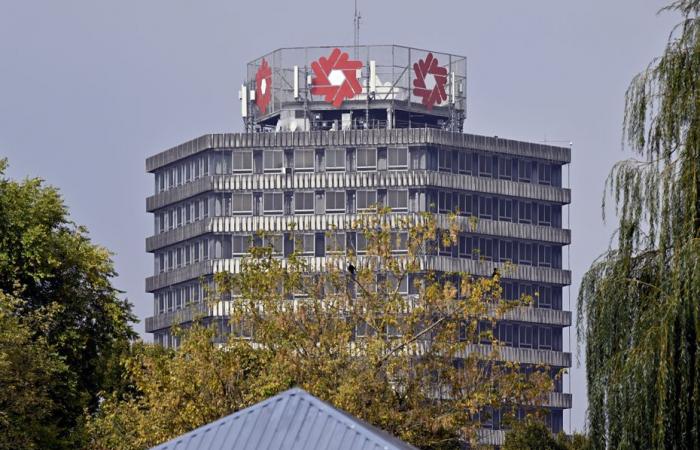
[0,0,680,434]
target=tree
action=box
[577,1,700,448]
[88,210,556,449]
[0,159,136,447]
[504,418,590,450]
[504,418,567,450]
[0,293,75,450]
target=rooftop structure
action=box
[241,45,466,132]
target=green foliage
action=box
[0,293,76,450]
[87,211,555,449]
[0,159,136,448]
[504,418,566,450]
[578,1,700,448]
[504,418,589,450]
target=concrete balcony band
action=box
[145,255,571,293]
[145,302,571,334]
[146,130,571,173]
[146,171,571,212]
[461,344,572,368]
[145,213,571,253]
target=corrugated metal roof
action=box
[149,388,418,450]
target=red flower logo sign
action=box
[255,58,272,114]
[310,48,363,108]
[412,52,448,110]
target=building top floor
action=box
[146,129,571,173]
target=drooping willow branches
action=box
[578,1,700,448]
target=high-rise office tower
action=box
[145,46,571,443]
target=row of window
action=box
[155,231,561,279]
[430,190,562,227]
[215,189,408,217]
[155,238,210,274]
[478,407,563,433]
[470,321,563,351]
[155,155,209,193]
[430,146,562,186]
[155,197,209,234]
[154,147,563,194]
[154,189,562,236]
[154,281,209,315]
[154,274,563,316]
[451,234,562,268]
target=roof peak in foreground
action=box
[149,387,418,450]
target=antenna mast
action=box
[353,0,361,58]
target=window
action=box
[458,151,472,174]
[387,189,408,211]
[232,193,253,214]
[294,192,314,213]
[438,149,451,171]
[478,196,493,219]
[519,325,533,348]
[356,233,368,254]
[499,198,513,221]
[539,164,552,185]
[539,327,553,349]
[357,148,377,170]
[538,245,552,267]
[264,150,283,172]
[263,192,284,214]
[388,147,408,169]
[326,149,346,170]
[391,232,409,253]
[438,191,453,213]
[263,235,283,255]
[519,242,533,264]
[459,235,472,258]
[232,151,252,173]
[232,236,250,255]
[499,323,514,346]
[479,154,493,177]
[294,149,314,171]
[325,232,346,254]
[325,191,346,213]
[498,157,512,180]
[356,190,377,211]
[518,160,532,182]
[479,238,493,261]
[499,240,513,263]
[192,243,199,263]
[295,233,315,255]
[518,202,532,223]
[387,273,408,294]
[459,193,472,216]
[537,286,552,308]
[538,204,551,226]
